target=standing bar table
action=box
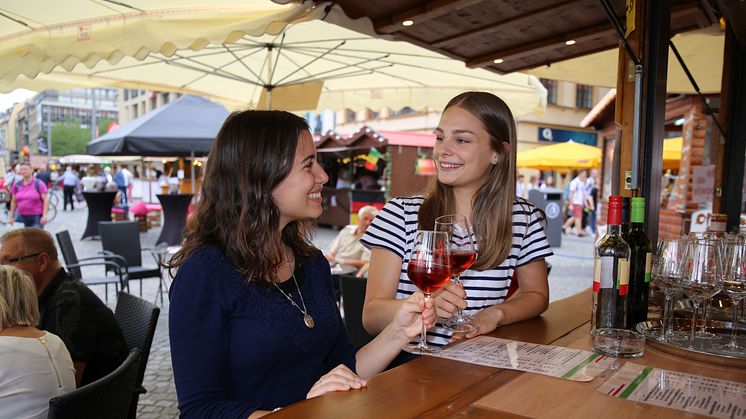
[156,194,193,246]
[81,191,117,240]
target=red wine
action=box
[592,196,630,333]
[451,251,476,276]
[626,197,652,328]
[407,263,452,294]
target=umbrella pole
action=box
[190,151,196,194]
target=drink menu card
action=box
[433,336,615,382]
[597,362,746,418]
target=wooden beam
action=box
[373,0,483,34]
[431,0,589,48]
[466,23,615,68]
[497,43,620,74]
[465,1,706,69]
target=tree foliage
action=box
[50,117,117,156]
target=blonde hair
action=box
[0,265,40,329]
[419,92,517,270]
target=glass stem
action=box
[662,294,673,339]
[699,299,710,333]
[420,294,431,349]
[729,298,741,348]
[453,274,464,319]
[689,304,699,346]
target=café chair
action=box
[55,230,129,304]
[339,274,374,346]
[47,348,142,419]
[114,292,160,419]
[98,221,166,304]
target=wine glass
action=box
[435,214,478,334]
[650,238,687,342]
[713,242,746,354]
[403,230,452,355]
[682,241,723,348]
[687,232,725,340]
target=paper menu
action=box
[432,336,615,381]
[597,362,746,418]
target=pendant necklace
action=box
[274,273,314,328]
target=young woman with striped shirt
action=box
[361,92,553,347]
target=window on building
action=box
[576,84,593,109]
[123,89,129,101]
[540,78,558,105]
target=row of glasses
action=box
[651,233,746,354]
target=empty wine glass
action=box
[651,238,687,342]
[688,232,725,340]
[403,230,452,355]
[713,242,746,354]
[683,241,723,348]
[435,214,478,334]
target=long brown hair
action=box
[167,110,316,285]
[419,92,517,269]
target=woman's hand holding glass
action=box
[403,230,452,355]
[435,214,479,334]
[393,291,438,340]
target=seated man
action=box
[326,205,378,274]
[0,228,128,386]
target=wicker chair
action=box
[339,274,374,346]
[114,292,160,419]
[98,221,165,304]
[55,230,128,303]
[47,348,141,419]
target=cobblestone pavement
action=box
[7,204,594,418]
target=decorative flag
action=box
[364,148,382,171]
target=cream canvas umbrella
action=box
[525,30,724,94]
[0,1,545,115]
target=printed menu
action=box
[433,336,615,381]
[597,362,746,418]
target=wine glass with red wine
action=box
[403,230,452,355]
[435,214,478,334]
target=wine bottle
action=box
[591,195,631,355]
[626,197,652,328]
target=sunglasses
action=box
[1,252,43,265]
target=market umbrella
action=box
[87,95,229,157]
[0,1,545,116]
[663,136,683,170]
[516,141,601,171]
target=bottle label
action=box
[644,252,652,283]
[593,257,601,293]
[617,258,630,296]
[597,257,615,290]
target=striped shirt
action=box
[361,196,553,346]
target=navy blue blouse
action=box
[169,246,356,418]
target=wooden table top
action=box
[270,289,745,418]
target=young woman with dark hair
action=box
[167,110,435,418]
[362,92,553,348]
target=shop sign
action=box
[691,165,715,203]
[538,127,597,146]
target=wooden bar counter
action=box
[270,290,745,418]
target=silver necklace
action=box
[274,273,314,328]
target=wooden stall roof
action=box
[316,0,725,75]
[316,126,435,153]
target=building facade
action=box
[119,90,180,124]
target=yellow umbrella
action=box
[517,141,601,171]
[662,137,682,170]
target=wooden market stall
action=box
[316,127,435,229]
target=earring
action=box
[491,160,497,166]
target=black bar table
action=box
[156,194,193,246]
[81,191,117,240]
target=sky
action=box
[0,89,37,113]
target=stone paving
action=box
[8,203,594,418]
